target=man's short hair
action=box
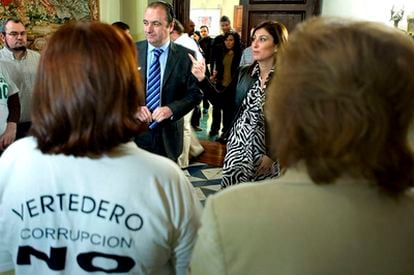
[220,16,230,23]
[172,19,184,35]
[147,1,175,25]
[1,17,23,33]
[112,21,130,31]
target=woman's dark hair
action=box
[223,31,242,55]
[193,31,201,39]
[31,21,146,156]
[252,20,288,46]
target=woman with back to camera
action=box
[190,17,414,274]
[0,21,201,275]
[190,21,288,188]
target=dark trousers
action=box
[202,97,210,110]
[134,129,174,161]
[210,104,221,135]
[191,105,201,127]
[210,102,231,136]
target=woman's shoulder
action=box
[2,137,38,158]
[236,63,257,85]
[239,63,253,74]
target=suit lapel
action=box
[163,42,179,86]
[138,41,148,88]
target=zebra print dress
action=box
[221,64,279,187]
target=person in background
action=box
[170,19,202,60]
[208,16,237,139]
[190,17,414,274]
[182,20,204,132]
[190,21,288,187]
[198,25,213,114]
[210,15,232,76]
[184,19,195,37]
[0,21,201,275]
[112,20,133,39]
[0,60,20,153]
[239,45,253,66]
[135,1,202,162]
[170,19,204,168]
[192,30,201,42]
[0,17,40,139]
[239,28,255,66]
[212,31,242,142]
[199,25,213,70]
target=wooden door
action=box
[233,5,244,34]
[172,0,190,26]
[240,0,321,45]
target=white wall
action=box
[321,0,414,31]
[100,0,146,40]
[190,0,238,36]
[99,0,414,39]
[99,0,238,38]
[99,0,121,24]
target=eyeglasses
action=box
[5,31,27,37]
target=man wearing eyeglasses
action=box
[0,18,40,139]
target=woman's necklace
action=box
[260,69,272,89]
[259,61,275,89]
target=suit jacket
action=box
[136,40,202,160]
[199,36,213,65]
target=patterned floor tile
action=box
[185,161,222,203]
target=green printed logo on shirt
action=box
[0,77,9,100]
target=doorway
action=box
[189,0,240,37]
[175,0,321,44]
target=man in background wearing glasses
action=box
[0,18,40,139]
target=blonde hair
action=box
[266,17,414,195]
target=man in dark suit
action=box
[208,15,233,138]
[198,25,213,114]
[135,1,202,162]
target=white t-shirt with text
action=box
[0,137,202,275]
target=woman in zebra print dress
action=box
[222,63,278,186]
[191,20,288,187]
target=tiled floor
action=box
[185,105,224,203]
[184,162,222,203]
[194,106,223,141]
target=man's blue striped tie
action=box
[146,48,163,129]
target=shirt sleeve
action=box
[6,93,20,123]
[189,197,226,275]
[2,62,20,97]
